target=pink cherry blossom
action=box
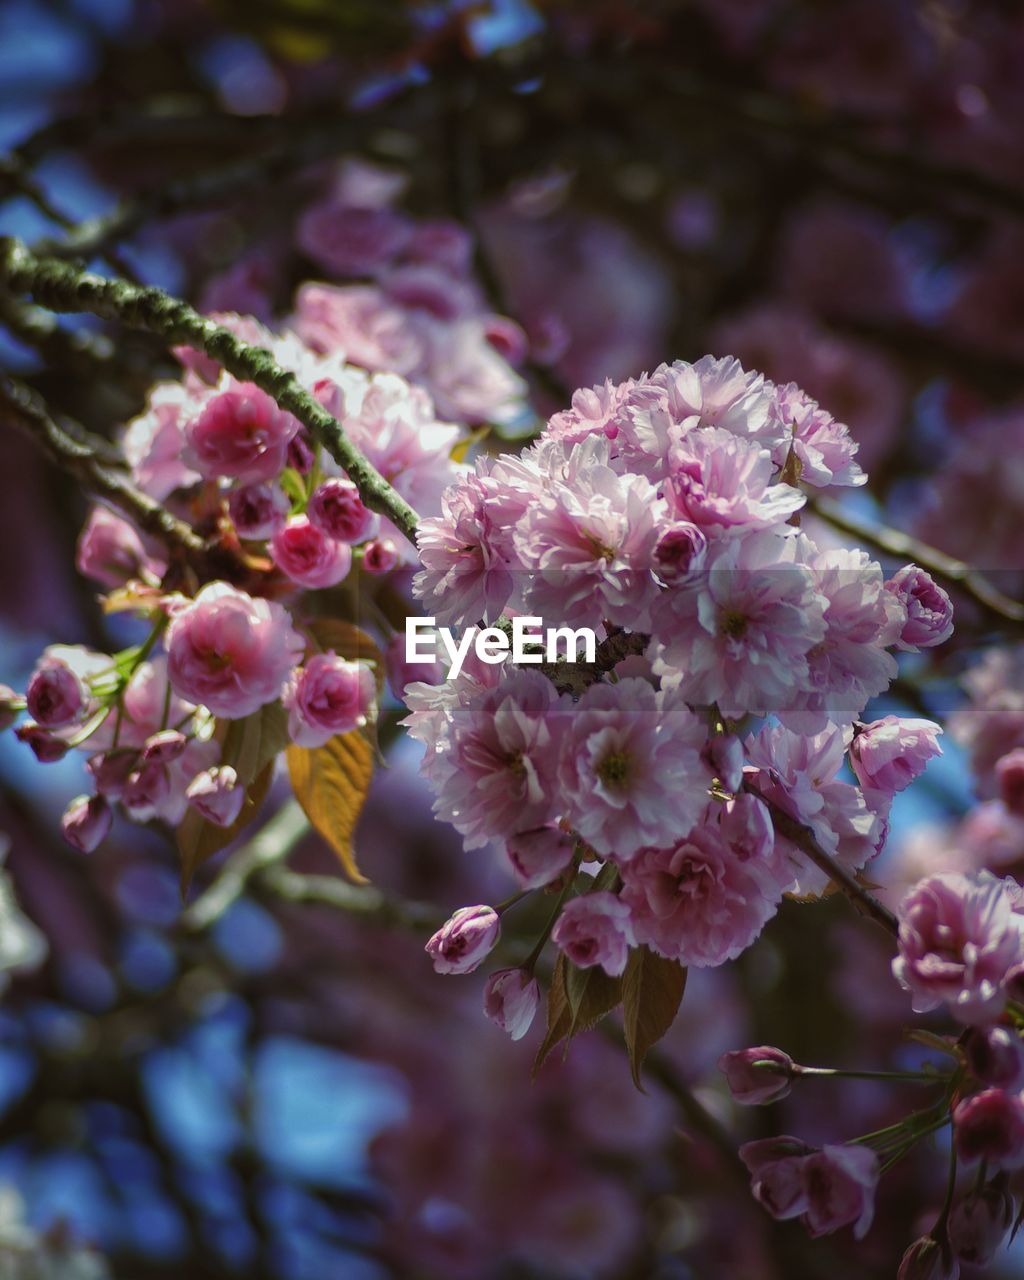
[76,507,165,588]
[26,656,86,729]
[849,717,944,793]
[557,678,709,860]
[893,871,1024,1023]
[183,380,299,483]
[228,482,290,540]
[652,530,827,720]
[666,426,804,532]
[551,892,634,977]
[166,582,304,719]
[270,516,353,589]
[307,478,377,544]
[505,826,576,890]
[433,670,565,849]
[619,823,780,967]
[282,653,376,747]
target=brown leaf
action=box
[533,953,623,1075]
[285,729,374,884]
[622,946,687,1090]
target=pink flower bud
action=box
[26,658,85,729]
[738,1137,813,1221]
[849,717,943,794]
[271,516,353,589]
[0,684,21,732]
[654,521,708,585]
[505,826,576,890]
[551,891,634,977]
[483,967,540,1041]
[76,507,162,588]
[122,764,171,822]
[426,906,500,975]
[228,483,289,540]
[142,730,189,765]
[995,748,1024,818]
[719,1045,794,1105]
[287,431,316,475]
[16,724,70,763]
[953,1088,1024,1169]
[61,794,112,853]
[886,566,954,651]
[362,538,399,575]
[948,1177,1014,1266]
[308,479,377,544]
[186,766,244,828]
[283,654,376,748]
[897,1237,960,1280]
[965,1026,1024,1089]
[86,751,137,798]
[801,1144,879,1239]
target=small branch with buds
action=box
[0,238,421,545]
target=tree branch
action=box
[811,496,1024,629]
[0,376,242,577]
[0,238,421,544]
[749,785,900,938]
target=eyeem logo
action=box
[406,617,597,680]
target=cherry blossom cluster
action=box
[412,354,953,1031]
[284,161,528,428]
[2,312,476,851]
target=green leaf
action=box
[533,954,623,1075]
[450,424,490,464]
[285,728,374,884]
[622,946,687,1091]
[220,701,290,787]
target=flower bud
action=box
[886,566,954,651]
[965,1026,1024,1090]
[738,1137,813,1220]
[849,717,943,794]
[76,507,157,588]
[505,826,576,890]
[308,478,377,545]
[228,482,289,541]
[897,1237,960,1280]
[86,751,137,798]
[142,730,189,765]
[653,521,708,585]
[483,967,539,1041]
[995,748,1024,818]
[426,905,500,975]
[26,659,85,729]
[948,1176,1014,1266]
[16,724,70,763]
[719,1045,794,1105]
[122,764,171,822]
[953,1088,1024,1169]
[287,431,315,474]
[362,538,399,575]
[61,795,112,853]
[185,766,244,828]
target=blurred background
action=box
[1,1,1023,1276]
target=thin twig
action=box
[812,496,1024,629]
[750,785,900,938]
[0,238,421,544]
